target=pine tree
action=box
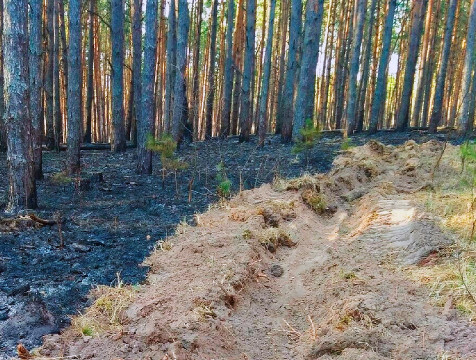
[111,0,127,151]
[4,0,37,212]
[292,0,325,139]
[138,0,159,174]
[66,0,82,174]
[220,0,235,137]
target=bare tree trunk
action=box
[111,0,126,151]
[4,0,37,212]
[131,0,142,146]
[45,0,55,149]
[53,0,62,148]
[29,0,43,179]
[429,0,458,132]
[344,0,368,137]
[0,0,5,152]
[164,0,177,133]
[355,0,378,132]
[171,0,190,142]
[395,0,428,131]
[59,0,68,95]
[258,0,277,146]
[238,0,257,142]
[190,0,203,139]
[280,0,302,142]
[220,0,235,137]
[205,0,218,139]
[84,0,95,144]
[138,0,158,174]
[292,0,325,138]
[369,0,396,133]
[458,0,476,135]
[66,0,82,174]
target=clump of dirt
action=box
[28,140,476,359]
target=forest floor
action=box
[0,131,459,359]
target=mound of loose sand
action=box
[32,140,476,359]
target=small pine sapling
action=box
[292,119,321,168]
[146,134,188,193]
[216,161,232,199]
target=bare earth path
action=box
[35,140,476,359]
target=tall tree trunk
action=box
[0,0,5,152]
[138,0,158,174]
[29,0,43,179]
[292,0,325,138]
[4,0,37,212]
[344,0,368,137]
[66,0,82,174]
[395,0,428,131]
[369,0,396,133]
[230,0,246,135]
[84,0,95,143]
[275,0,289,134]
[191,0,203,138]
[59,0,68,96]
[111,0,126,151]
[164,0,177,133]
[458,0,476,135]
[355,0,378,132]
[205,0,218,138]
[53,0,62,149]
[429,0,458,133]
[258,0,277,145]
[171,0,190,142]
[280,0,302,142]
[131,0,142,146]
[238,0,257,142]
[45,0,55,149]
[220,0,235,137]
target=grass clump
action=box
[257,227,295,253]
[71,278,135,337]
[50,171,72,185]
[216,161,232,199]
[340,138,354,151]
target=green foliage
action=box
[216,161,232,199]
[292,119,321,154]
[81,326,94,336]
[341,138,354,151]
[461,140,476,167]
[146,134,188,172]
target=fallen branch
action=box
[28,213,57,226]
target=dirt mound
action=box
[30,140,476,359]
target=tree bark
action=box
[395,0,428,131]
[111,0,126,151]
[258,0,277,146]
[220,0,235,137]
[53,0,62,149]
[4,0,37,212]
[45,0,55,149]
[369,0,396,133]
[238,0,257,142]
[164,0,177,133]
[66,0,82,174]
[131,0,142,146]
[138,0,158,174]
[292,0,325,139]
[344,0,368,137]
[0,0,5,152]
[458,0,476,135]
[29,0,43,179]
[280,0,302,142]
[171,0,190,142]
[191,0,203,139]
[429,0,458,133]
[205,0,219,139]
[84,0,95,144]
[355,0,378,132]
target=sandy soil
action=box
[28,140,476,359]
